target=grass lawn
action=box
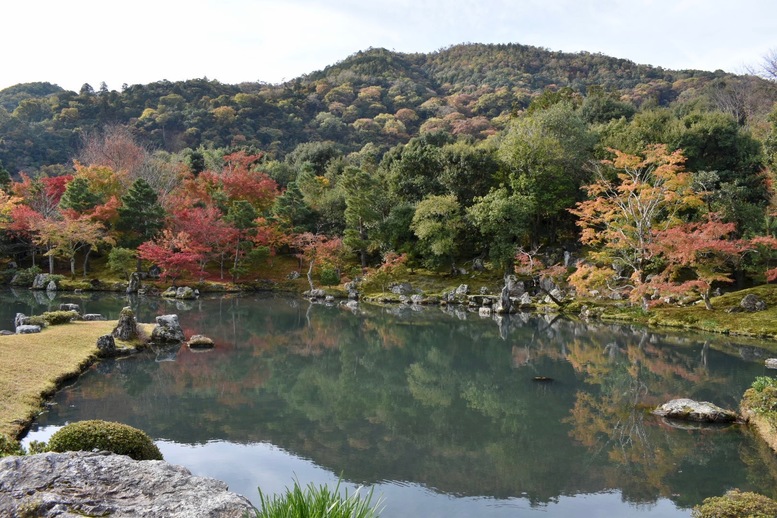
[0,321,150,439]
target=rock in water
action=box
[653,398,738,423]
[0,451,256,517]
[96,334,117,356]
[126,271,142,294]
[152,314,185,343]
[188,334,215,349]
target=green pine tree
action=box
[116,178,165,251]
[60,177,101,213]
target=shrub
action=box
[257,478,382,518]
[320,267,340,287]
[751,376,777,392]
[25,440,48,455]
[22,315,47,327]
[692,489,777,518]
[42,310,79,325]
[47,420,163,461]
[0,434,23,457]
[743,376,777,415]
[10,265,41,287]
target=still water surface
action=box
[7,288,777,517]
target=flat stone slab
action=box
[653,398,738,423]
[0,451,256,517]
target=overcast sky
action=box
[2,0,775,92]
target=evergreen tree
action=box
[342,166,380,268]
[59,177,100,213]
[116,178,165,251]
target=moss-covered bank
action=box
[0,321,152,439]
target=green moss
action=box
[58,279,92,291]
[692,489,777,518]
[47,420,163,461]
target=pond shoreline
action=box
[4,281,777,445]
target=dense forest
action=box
[1,42,777,308]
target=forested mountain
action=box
[1,43,772,173]
[2,42,777,308]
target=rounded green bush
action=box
[692,489,777,518]
[47,420,163,461]
[42,310,79,325]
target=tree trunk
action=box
[232,238,241,282]
[70,256,76,277]
[702,288,714,310]
[48,247,54,275]
[359,221,367,268]
[82,246,92,277]
[306,259,315,291]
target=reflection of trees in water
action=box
[559,325,776,506]
[27,294,777,506]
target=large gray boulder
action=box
[390,282,413,295]
[152,314,185,343]
[0,451,255,517]
[112,307,139,341]
[740,294,767,312]
[31,273,51,290]
[14,312,27,329]
[96,334,118,357]
[653,398,738,423]
[176,286,196,299]
[59,303,80,313]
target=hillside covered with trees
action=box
[1,42,777,309]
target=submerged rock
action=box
[653,398,738,423]
[0,451,256,517]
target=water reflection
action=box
[8,290,777,516]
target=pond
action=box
[8,289,777,517]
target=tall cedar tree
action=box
[116,178,165,270]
